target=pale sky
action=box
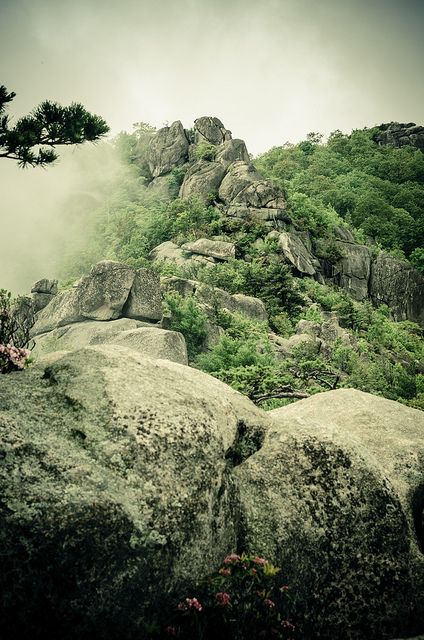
[1,0,423,153]
[1,0,423,292]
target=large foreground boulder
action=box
[0,345,268,639]
[234,389,424,639]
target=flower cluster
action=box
[177,597,203,612]
[0,343,31,374]
[163,553,296,639]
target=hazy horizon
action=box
[1,0,423,292]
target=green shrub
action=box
[195,141,217,162]
[164,293,208,360]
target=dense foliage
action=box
[0,85,109,167]
[255,129,424,262]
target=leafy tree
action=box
[0,85,109,167]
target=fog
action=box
[1,0,423,292]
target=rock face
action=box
[179,160,227,201]
[370,252,424,324]
[146,120,189,177]
[219,161,286,209]
[32,262,164,336]
[334,241,371,301]
[31,278,59,312]
[235,389,424,639]
[193,116,232,145]
[31,320,188,365]
[181,238,235,261]
[278,231,316,275]
[373,122,424,151]
[123,268,162,322]
[0,345,268,638]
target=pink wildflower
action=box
[264,598,276,608]
[165,626,177,636]
[280,584,289,593]
[215,591,231,607]
[253,556,267,565]
[281,620,295,630]
[219,567,231,576]
[223,553,240,564]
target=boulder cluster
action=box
[373,122,424,151]
[143,116,424,326]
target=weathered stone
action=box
[124,268,162,322]
[181,238,235,261]
[149,241,190,267]
[193,116,232,145]
[179,160,227,202]
[270,332,319,359]
[227,205,291,224]
[32,292,56,313]
[203,320,225,350]
[31,278,58,295]
[31,261,136,336]
[146,121,189,178]
[219,161,287,209]
[373,122,424,151]
[370,252,424,325]
[107,327,188,365]
[296,319,321,338]
[235,389,424,639]
[32,318,151,358]
[230,294,267,322]
[278,231,316,275]
[215,139,250,164]
[160,276,197,298]
[334,241,371,301]
[0,345,268,638]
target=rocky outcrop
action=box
[31,262,164,336]
[0,345,268,638]
[1,354,423,639]
[219,161,286,209]
[334,241,371,301]
[277,231,316,275]
[181,238,235,261]
[370,252,424,324]
[31,279,58,312]
[215,138,250,164]
[123,268,162,322]
[235,388,424,639]
[32,320,188,365]
[146,120,189,178]
[193,116,232,145]
[179,160,227,201]
[373,122,424,151]
[161,276,268,323]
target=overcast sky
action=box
[1,0,423,153]
[1,0,423,292]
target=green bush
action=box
[195,141,217,162]
[164,293,208,360]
